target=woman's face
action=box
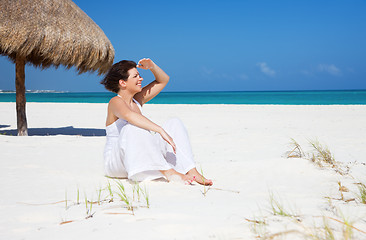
[125,68,143,92]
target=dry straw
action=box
[0,0,114,74]
[0,0,115,135]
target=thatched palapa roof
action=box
[0,0,114,74]
[0,0,115,136]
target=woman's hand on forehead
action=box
[137,58,155,70]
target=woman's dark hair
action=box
[100,60,137,93]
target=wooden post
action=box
[15,55,28,136]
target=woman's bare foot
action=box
[186,168,213,186]
[160,169,194,184]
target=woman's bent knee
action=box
[120,124,157,144]
[164,118,185,129]
[122,124,152,136]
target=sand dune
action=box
[1,103,366,239]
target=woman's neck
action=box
[117,90,134,104]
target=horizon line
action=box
[1,89,366,94]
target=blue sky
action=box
[1,0,366,92]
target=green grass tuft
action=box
[285,138,348,175]
[84,194,88,216]
[115,180,133,211]
[356,183,366,204]
[97,186,102,205]
[133,181,141,202]
[308,139,336,167]
[200,166,210,196]
[76,187,80,205]
[268,191,297,217]
[142,184,150,208]
[65,189,68,210]
[247,216,268,239]
[106,181,114,202]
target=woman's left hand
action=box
[159,129,176,154]
[137,58,155,70]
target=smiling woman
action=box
[100,61,137,93]
[100,58,213,186]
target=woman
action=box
[101,58,212,185]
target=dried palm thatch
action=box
[0,0,115,135]
[0,0,114,74]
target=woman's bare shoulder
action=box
[108,96,132,114]
[108,96,122,105]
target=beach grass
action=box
[268,191,297,218]
[341,215,354,240]
[249,197,364,240]
[56,180,153,223]
[106,180,114,202]
[65,189,68,210]
[323,217,336,240]
[84,194,88,216]
[97,186,102,205]
[355,182,366,204]
[286,138,335,167]
[76,187,80,205]
[199,166,210,196]
[247,215,268,239]
[133,181,141,202]
[308,139,336,167]
[88,197,93,219]
[308,216,336,240]
[286,138,350,175]
[287,138,305,158]
[244,183,366,240]
[83,193,95,219]
[142,184,150,208]
[138,185,150,208]
[115,180,133,211]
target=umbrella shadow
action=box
[0,126,105,136]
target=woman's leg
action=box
[186,168,213,186]
[119,123,193,183]
[119,124,171,181]
[160,118,213,185]
[160,118,196,173]
[159,169,193,184]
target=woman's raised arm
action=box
[134,58,170,105]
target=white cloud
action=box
[346,67,355,73]
[239,73,248,80]
[257,62,276,77]
[200,66,214,76]
[318,64,341,76]
[300,70,311,75]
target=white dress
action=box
[103,98,196,181]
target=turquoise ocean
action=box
[1,90,366,104]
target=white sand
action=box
[0,103,366,239]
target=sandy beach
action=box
[1,102,366,239]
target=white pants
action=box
[104,118,196,181]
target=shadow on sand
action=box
[0,126,105,136]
